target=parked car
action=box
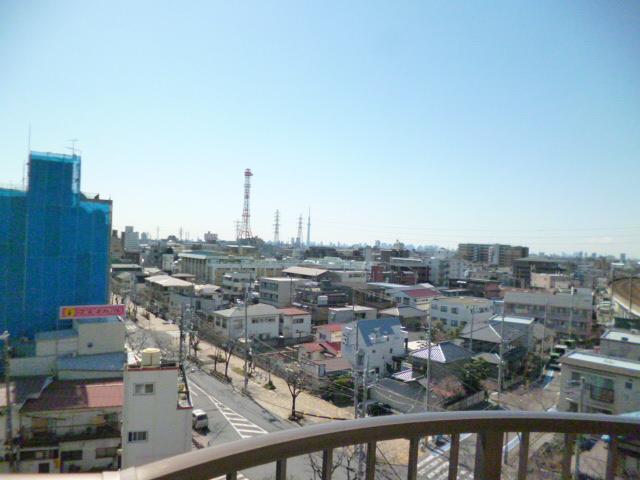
[192,409,209,431]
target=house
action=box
[327,305,377,323]
[259,277,302,308]
[559,351,640,415]
[391,287,440,307]
[342,317,407,375]
[169,284,225,318]
[504,289,594,338]
[429,297,494,331]
[379,306,428,331]
[408,341,474,380]
[316,323,343,343]
[282,266,329,281]
[121,350,192,467]
[18,379,123,473]
[278,307,312,340]
[206,303,280,342]
[512,257,563,288]
[143,275,194,314]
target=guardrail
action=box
[4,411,639,480]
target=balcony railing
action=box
[19,423,121,448]
[4,411,639,480]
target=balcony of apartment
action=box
[5,412,639,480]
[19,422,121,449]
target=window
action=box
[431,316,438,322]
[451,307,458,314]
[61,450,83,461]
[625,380,633,390]
[134,383,155,395]
[440,306,447,312]
[451,320,458,327]
[293,318,305,324]
[96,447,118,458]
[128,431,148,442]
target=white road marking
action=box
[190,381,267,439]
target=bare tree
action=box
[285,368,306,421]
[223,341,234,379]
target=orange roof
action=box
[317,323,343,332]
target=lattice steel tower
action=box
[296,214,303,248]
[238,168,253,240]
[273,209,280,244]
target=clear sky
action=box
[1,1,639,256]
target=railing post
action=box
[448,433,460,480]
[276,459,287,480]
[407,437,419,480]
[605,436,618,480]
[517,432,529,480]
[562,434,575,480]
[366,441,377,479]
[322,448,333,480]
[474,431,503,480]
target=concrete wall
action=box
[36,336,78,357]
[77,321,125,356]
[10,355,56,377]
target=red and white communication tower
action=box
[238,168,253,240]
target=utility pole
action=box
[568,287,575,338]
[2,331,14,472]
[574,377,586,479]
[425,311,432,411]
[498,306,507,464]
[243,282,250,394]
[541,301,548,357]
[469,306,475,352]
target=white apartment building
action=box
[328,305,377,323]
[559,351,640,415]
[123,226,140,253]
[208,303,281,342]
[121,349,192,468]
[504,290,594,338]
[530,273,572,290]
[430,297,493,330]
[259,277,302,308]
[222,271,253,301]
[169,284,225,318]
[342,317,407,376]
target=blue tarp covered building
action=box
[0,151,111,339]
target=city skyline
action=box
[1,1,639,256]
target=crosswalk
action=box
[190,382,268,439]
[417,453,473,479]
[213,474,248,480]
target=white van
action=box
[192,409,208,431]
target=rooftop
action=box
[57,352,127,372]
[561,351,640,376]
[410,341,473,364]
[21,379,123,412]
[145,275,194,288]
[504,290,593,309]
[316,323,343,333]
[379,306,427,317]
[215,303,280,318]
[348,317,404,346]
[283,266,329,278]
[601,329,640,344]
[403,288,441,299]
[278,307,309,316]
[328,305,376,312]
[431,296,493,306]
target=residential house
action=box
[379,306,428,331]
[143,275,194,315]
[278,307,312,340]
[206,303,280,342]
[391,287,440,308]
[408,341,474,380]
[342,318,407,375]
[600,329,640,361]
[316,324,343,343]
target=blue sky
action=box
[1,1,639,256]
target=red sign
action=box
[59,304,126,319]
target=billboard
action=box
[59,304,126,319]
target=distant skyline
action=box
[1,1,639,256]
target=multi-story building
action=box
[342,317,407,376]
[277,307,312,340]
[0,151,112,338]
[512,257,563,288]
[458,243,529,267]
[504,289,594,338]
[259,277,302,308]
[142,275,194,314]
[205,303,281,342]
[447,278,501,299]
[429,297,494,330]
[121,349,192,468]
[530,273,572,291]
[600,329,640,361]
[559,351,640,415]
[221,271,253,302]
[123,226,140,253]
[327,305,377,323]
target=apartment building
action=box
[559,351,640,415]
[600,329,640,361]
[221,271,253,301]
[512,257,563,288]
[278,307,312,339]
[458,243,529,267]
[530,273,572,291]
[207,303,280,342]
[259,277,302,307]
[504,290,594,338]
[123,226,141,253]
[429,297,493,330]
[143,275,194,314]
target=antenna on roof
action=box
[66,138,80,157]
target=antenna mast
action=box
[238,168,253,240]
